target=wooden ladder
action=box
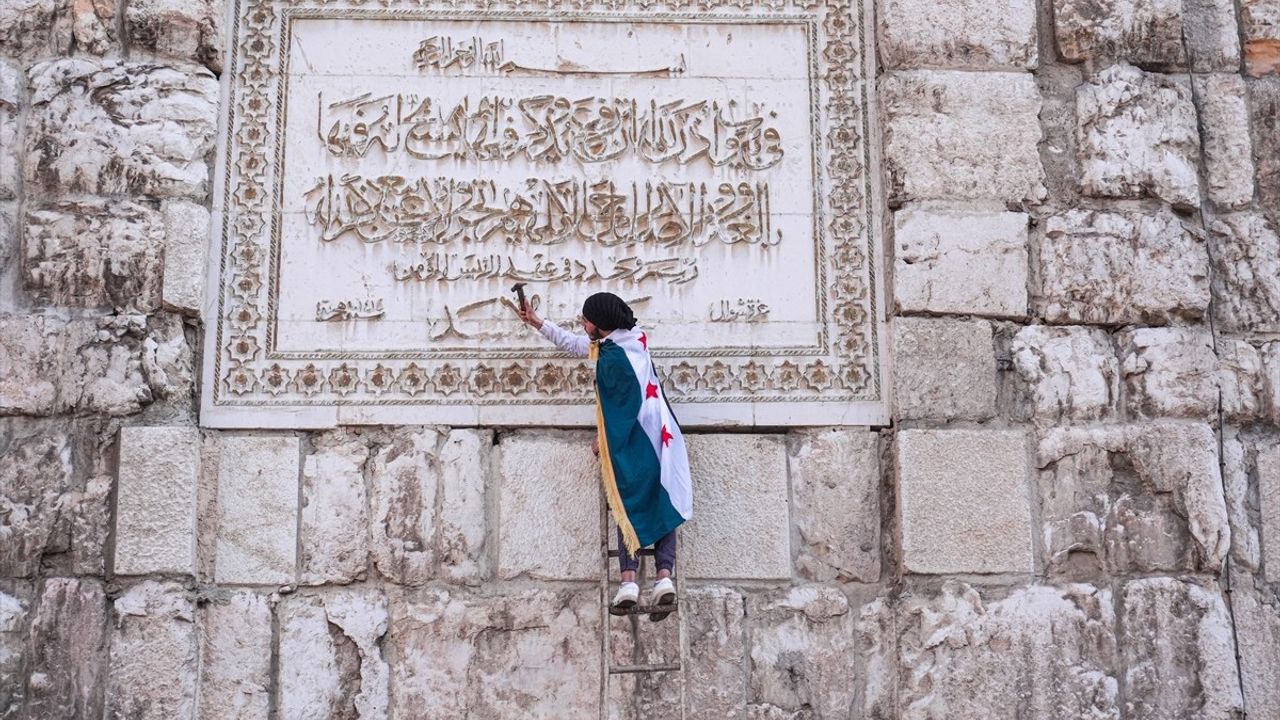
[598,492,689,719]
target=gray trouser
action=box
[617,527,676,574]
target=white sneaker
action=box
[611,582,639,609]
[650,577,675,606]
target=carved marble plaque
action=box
[201,0,886,428]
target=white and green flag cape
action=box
[588,327,693,555]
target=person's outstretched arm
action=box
[518,300,590,358]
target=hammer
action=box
[510,282,528,311]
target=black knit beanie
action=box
[581,292,636,332]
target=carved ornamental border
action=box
[202,0,885,427]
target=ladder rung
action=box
[605,548,658,558]
[609,663,681,675]
[608,602,677,617]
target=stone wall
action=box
[1,0,1278,718]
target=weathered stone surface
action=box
[897,429,1033,575]
[438,428,490,584]
[388,589,598,720]
[893,207,1028,318]
[881,70,1046,204]
[1077,64,1201,208]
[125,0,224,73]
[1243,0,1280,75]
[1232,577,1280,718]
[877,0,1037,69]
[1121,578,1243,719]
[1260,439,1280,582]
[0,0,70,58]
[278,591,388,720]
[894,582,1119,719]
[198,591,272,720]
[685,587,747,717]
[0,584,31,715]
[1194,74,1256,209]
[1218,339,1267,424]
[25,578,107,720]
[301,430,369,585]
[104,581,197,720]
[1054,0,1240,71]
[0,418,114,577]
[497,431,599,581]
[1011,325,1119,423]
[0,61,18,201]
[24,59,219,200]
[746,586,857,718]
[115,425,198,575]
[369,427,440,585]
[161,200,210,315]
[789,429,880,582]
[214,434,299,584]
[1,313,191,418]
[1221,428,1269,572]
[1037,422,1230,577]
[1252,78,1280,215]
[685,434,790,579]
[1118,327,1218,418]
[893,317,996,421]
[1038,208,1209,325]
[138,311,196,420]
[1210,212,1280,333]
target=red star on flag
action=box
[646,382,659,399]
[661,425,674,447]
[638,332,648,349]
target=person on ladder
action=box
[518,291,694,619]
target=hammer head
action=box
[510,282,528,307]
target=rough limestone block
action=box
[684,587,747,717]
[1011,325,1120,423]
[23,200,166,311]
[1265,342,1280,424]
[104,581,198,720]
[24,59,219,200]
[1077,64,1201,208]
[301,430,370,585]
[747,587,857,718]
[438,428,490,584]
[388,589,598,720]
[0,0,71,58]
[0,315,64,415]
[1252,78,1280,213]
[161,200,211,315]
[278,591,389,720]
[1232,580,1280,718]
[1118,327,1218,419]
[496,431,599,581]
[881,70,1046,204]
[1121,578,1243,719]
[877,0,1038,69]
[896,429,1033,574]
[0,418,114,577]
[198,591,272,720]
[214,434,299,585]
[1243,0,1280,75]
[0,61,18,200]
[891,583,1119,718]
[1260,441,1280,582]
[0,584,30,713]
[1218,339,1267,424]
[684,434,790,579]
[115,426,199,575]
[369,427,441,585]
[24,578,107,719]
[1210,213,1280,333]
[893,207,1028,318]
[1054,0,1240,71]
[1194,74,1257,209]
[1036,423,1230,576]
[125,0,224,73]
[1038,208,1209,325]
[893,317,996,422]
[789,429,880,582]
[1221,429,1268,571]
